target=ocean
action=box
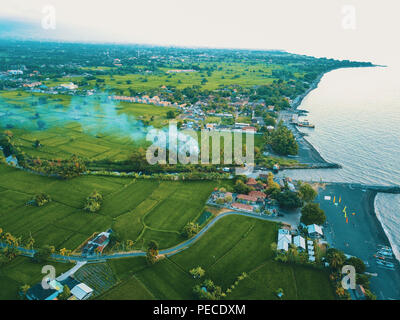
[277,66,400,260]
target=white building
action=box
[277,229,292,252]
[59,82,78,90]
[8,70,23,75]
[307,224,323,238]
[293,235,306,251]
[70,283,93,300]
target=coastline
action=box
[317,183,400,299]
[284,65,400,299]
[374,193,400,262]
[275,71,339,168]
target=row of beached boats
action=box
[375,245,396,269]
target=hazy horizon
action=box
[1,0,400,66]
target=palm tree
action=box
[330,252,345,269]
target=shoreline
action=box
[284,66,380,169]
[283,65,400,299]
[316,182,400,299]
[374,193,400,262]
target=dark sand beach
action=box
[270,72,342,168]
[316,183,400,299]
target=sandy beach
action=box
[316,183,400,299]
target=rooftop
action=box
[232,202,254,211]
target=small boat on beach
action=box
[376,260,395,269]
[377,248,393,257]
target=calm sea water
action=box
[277,66,400,259]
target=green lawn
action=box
[0,164,221,252]
[38,62,281,92]
[0,256,72,300]
[96,215,335,300]
[0,90,176,161]
[100,276,155,300]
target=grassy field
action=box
[0,90,177,161]
[0,256,73,300]
[96,215,335,300]
[0,164,226,252]
[38,62,284,92]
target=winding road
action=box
[1,210,284,264]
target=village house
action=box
[248,190,267,202]
[70,283,94,300]
[231,202,254,213]
[8,69,23,75]
[26,276,93,301]
[241,126,257,133]
[277,229,292,252]
[246,178,266,191]
[59,82,78,90]
[82,230,112,256]
[307,224,323,239]
[293,235,306,251]
[236,194,258,205]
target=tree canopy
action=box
[268,121,298,156]
[301,202,326,225]
[276,190,303,209]
[298,183,317,202]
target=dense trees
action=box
[298,183,317,202]
[193,279,224,300]
[326,248,346,270]
[233,180,253,194]
[267,122,298,156]
[276,190,303,209]
[33,193,51,207]
[84,191,103,213]
[166,110,176,119]
[183,222,201,238]
[301,203,326,225]
[189,266,205,279]
[345,257,366,274]
[146,240,159,264]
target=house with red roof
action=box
[246,178,258,186]
[236,194,258,204]
[232,202,254,212]
[248,190,267,201]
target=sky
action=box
[1,0,399,65]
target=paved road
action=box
[1,210,285,263]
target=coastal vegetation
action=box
[266,121,298,156]
[300,203,326,225]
